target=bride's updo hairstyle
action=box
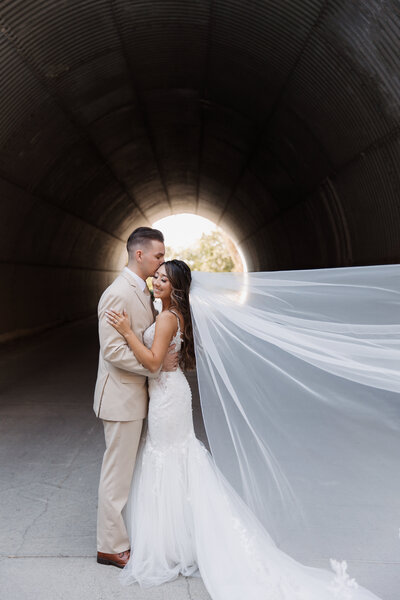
[163,259,196,371]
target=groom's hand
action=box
[161,343,179,371]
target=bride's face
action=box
[152,264,172,302]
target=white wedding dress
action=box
[119,310,381,600]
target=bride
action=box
[105,258,399,600]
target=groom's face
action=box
[140,239,165,278]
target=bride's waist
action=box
[151,367,184,381]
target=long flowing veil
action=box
[189,264,400,562]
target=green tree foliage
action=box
[166,230,235,272]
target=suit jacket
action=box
[93,271,160,421]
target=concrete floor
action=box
[0,318,399,599]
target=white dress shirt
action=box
[123,266,147,292]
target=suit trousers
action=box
[97,418,143,553]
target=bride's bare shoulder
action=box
[156,310,182,336]
[155,310,177,328]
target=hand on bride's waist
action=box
[161,343,179,372]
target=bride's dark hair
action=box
[163,259,196,371]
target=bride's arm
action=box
[106,309,177,373]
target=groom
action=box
[94,226,178,568]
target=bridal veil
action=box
[189,264,400,562]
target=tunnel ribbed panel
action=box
[0,0,399,340]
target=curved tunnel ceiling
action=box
[0,0,399,340]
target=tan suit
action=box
[94,270,160,553]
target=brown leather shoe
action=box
[97,549,130,568]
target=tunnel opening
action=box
[151,213,247,273]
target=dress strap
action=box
[168,309,181,332]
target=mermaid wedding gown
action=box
[119,311,381,600]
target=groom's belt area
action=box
[118,371,145,383]
[103,358,147,383]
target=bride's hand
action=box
[106,309,132,337]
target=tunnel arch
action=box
[0,0,399,341]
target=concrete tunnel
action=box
[1,0,399,343]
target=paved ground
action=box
[0,318,399,599]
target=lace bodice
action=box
[143,310,183,353]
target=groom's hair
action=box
[127,227,164,258]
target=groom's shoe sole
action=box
[96,557,124,568]
[97,550,130,568]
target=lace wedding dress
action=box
[119,311,381,600]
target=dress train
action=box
[119,314,381,600]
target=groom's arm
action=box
[98,291,162,378]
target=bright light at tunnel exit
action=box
[152,214,248,273]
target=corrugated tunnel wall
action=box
[0,0,399,342]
